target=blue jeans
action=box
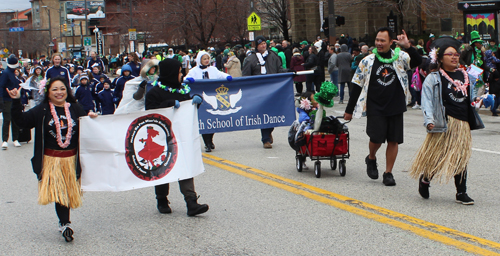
[339,82,350,101]
[330,70,338,86]
[261,128,274,143]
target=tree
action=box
[166,0,229,48]
[257,0,291,41]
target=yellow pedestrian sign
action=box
[247,12,261,31]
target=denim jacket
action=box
[421,71,477,133]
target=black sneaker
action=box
[418,175,430,199]
[205,146,212,152]
[365,155,378,179]
[456,193,474,205]
[382,172,396,186]
[59,224,74,242]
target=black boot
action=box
[157,198,172,214]
[186,197,209,216]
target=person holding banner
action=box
[186,51,232,152]
[145,58,209,216]
[242,35,289,149]
[7,77,98,242]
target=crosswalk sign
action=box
[247,12,261,31]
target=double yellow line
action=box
[203,153,500,255]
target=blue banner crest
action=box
[189,73,296,134]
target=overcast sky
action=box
[0,0,32,11]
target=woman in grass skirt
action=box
[409,37,483,205]
[7,77,98,242]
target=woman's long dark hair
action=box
[43,77,77,104]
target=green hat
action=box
[314,81,338,108]
[470,31,483,44]
[300,41,308,45]
[270,47,278,53]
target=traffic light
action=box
[64,24,67,31]
[336,16,345,26]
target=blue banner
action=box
[189,73,296,134]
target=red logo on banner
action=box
[125,114,178,181]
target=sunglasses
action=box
[443,52,460,58]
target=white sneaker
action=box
[302,162,309,169]
[412,104,420,109]
[13,140,21,147]
[1,142,7,150]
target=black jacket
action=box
[11,99,87,180]
[145,86,193,110]
[241,50,288,76]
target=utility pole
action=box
[42,6,53,58]
[16,10,21,58]
[130,0,134,52]
[84,0,88,35]
[328,0,336,45]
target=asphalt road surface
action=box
[1,101,500,255]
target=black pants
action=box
[202,133,214,147]
[2,101,19,142]
[155,178,197,201]
[295,82,303,95]
[55,203,70,225]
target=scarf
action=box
[473,47,483,67]
[256,50,269,75]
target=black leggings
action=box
[202,133,214,146]
[55,203,70,225]
[425,171,467,193]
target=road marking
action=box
[203,153,500,255]
[472,148,500,155]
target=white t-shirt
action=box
[182,55,191,69]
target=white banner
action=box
[80,101,205,191]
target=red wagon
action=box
[295,119,350,178]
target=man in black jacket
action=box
[242,35,287,148]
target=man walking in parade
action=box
[343,28,422,186]
[242,35,288,149]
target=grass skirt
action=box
[38,154,82,208]
[409,116,471,183]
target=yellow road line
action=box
[203,154,500,255]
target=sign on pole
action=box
[9,27,24,32]
[247,12,261,31]
[249,31,255,41]
[129,28,137,41]
[83,36,92,52]
[58,42,67,52]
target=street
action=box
[1,103,500,255]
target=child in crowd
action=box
[98,80,115,115]
[74,75,95,114]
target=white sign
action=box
[129,28,137,41]
[58,42,67,52]
[84,45,92,52]
[249,31,255,41]
[80,102,205,191]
